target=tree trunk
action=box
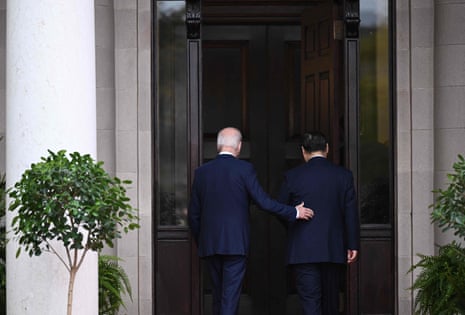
[67,267,77,315]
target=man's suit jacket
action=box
[188,154,298,258]
[278,156,360,265]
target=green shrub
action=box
[410,242,465,314]
[431,155,465,239]
[99,255,133,315]
[410,155,465,315]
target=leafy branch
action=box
[431,154,465,239]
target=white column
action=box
[6,1,97,314]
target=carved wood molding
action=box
[202,0,326,24]
[187,0,201,39]
[204,0,323,4]
[344,0,360,38]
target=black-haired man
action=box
[278,131,360,315]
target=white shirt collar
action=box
[310,153,326,159]
[219,151,234,156]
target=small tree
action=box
[410,154,465,314]
[8,150,139,315]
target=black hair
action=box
[301,131,327,153]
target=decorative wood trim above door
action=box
[202,0,327,24]
[187,0,201,39]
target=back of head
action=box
[217,127,242,152]
[301,131,327,153]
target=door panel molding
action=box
[202,40,249,138]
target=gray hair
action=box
[217,127,242,151]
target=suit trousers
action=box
[205,255,247,315]
[293,263,344,315]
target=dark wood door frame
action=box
[343,1,361,313]
[187,2,202,315]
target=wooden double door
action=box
[200,4,345,315]
[155,1,394,314]
[202,24,308,315]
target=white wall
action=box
[0,0,5,175]
[96,0,117,178]
[0,0,153,313]
[114,0,153,313]
[397,0,465,313]
[434,0,465,247]
[396,0,435,313]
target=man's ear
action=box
[301,146,309,161]
[237,141,242,155]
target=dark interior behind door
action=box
[202,24,304,315]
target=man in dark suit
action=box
[278,131,360,315]
[188,127,314,315]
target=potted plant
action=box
[8,150,140,315]
[410,155,465,314]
